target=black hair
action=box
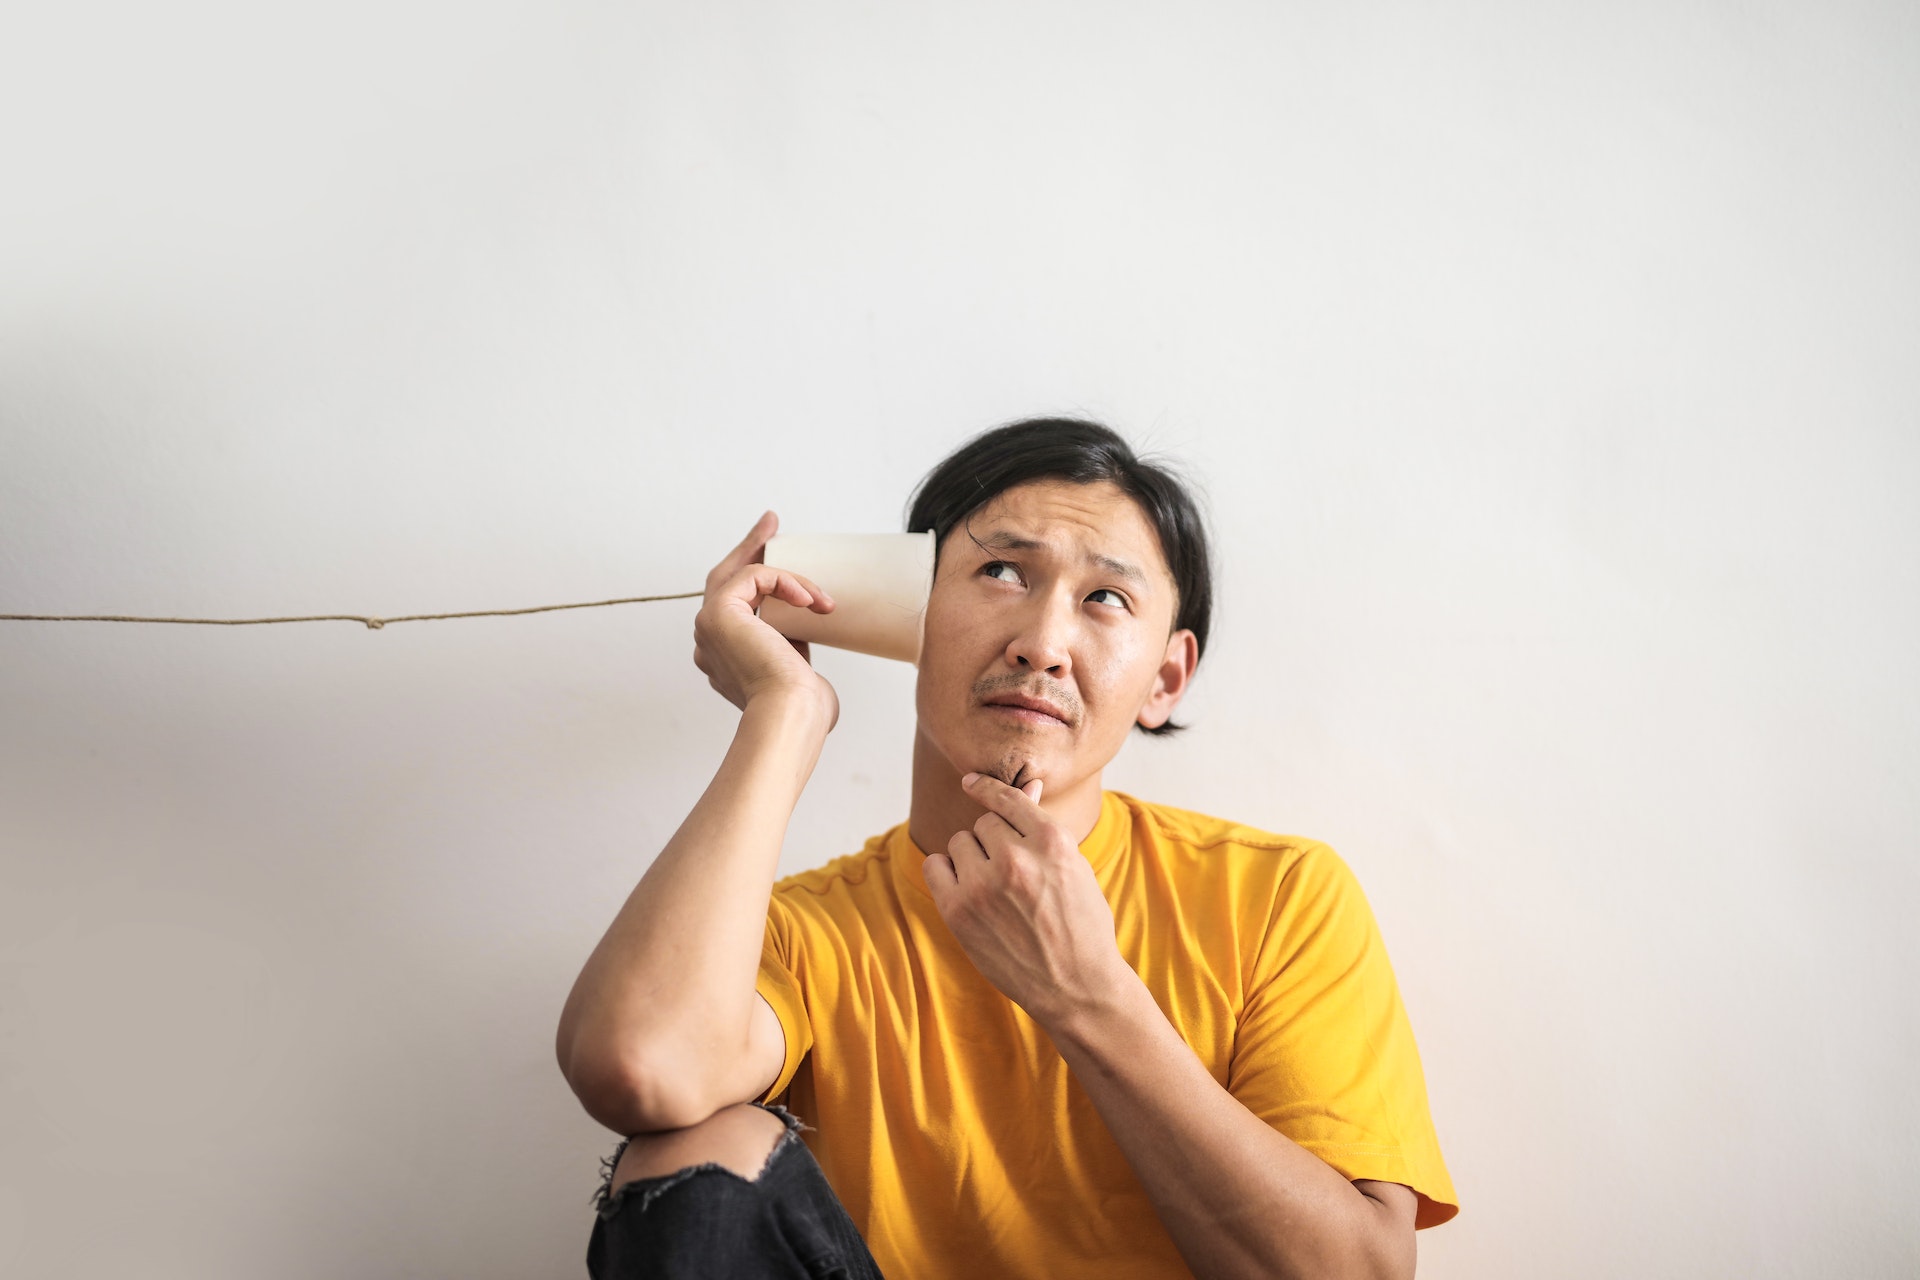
[904,416,1214,738]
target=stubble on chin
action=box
[986,751,1033,790]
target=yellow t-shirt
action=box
[755,788,1459,1277]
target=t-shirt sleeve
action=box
[1227,841,1460,1229]
[753,892,814,1105]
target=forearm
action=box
[556,693,829,1115]
[1045,974,1400,1280]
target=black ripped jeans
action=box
[587,1104,887,1279]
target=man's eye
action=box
[981,561,1021,583]
[982,562,1128,610]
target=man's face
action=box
[914,476,1190,791]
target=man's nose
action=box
[1005,593,1075,675]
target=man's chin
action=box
[924,721,1053,790]
[978,753,1043,790]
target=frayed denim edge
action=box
[591,1103,812,1220]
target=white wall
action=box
[3,2,1915,1276]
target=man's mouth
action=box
[983,693,1069,725]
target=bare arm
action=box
[1048,975,1418,1280]
[555,511,837,1135]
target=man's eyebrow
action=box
[977,530,1151,591]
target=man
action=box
[556,418,1459,1278]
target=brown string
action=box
[0,591,703,631]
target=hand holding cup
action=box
[692,511,840,729]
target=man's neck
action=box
[906,724,1107,862]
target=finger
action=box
[784,569,835,611]
[947,828,990,868]
[921,852,959,899]
[1022,779,1044,803]
[738,563,835,614]
[740,509,777,561]
[710,510,778,583]
[960,771,1039,839]
[738,565,832,615]
[970,807,1021,858]
[754,546,836,611]
[734,509,776,569]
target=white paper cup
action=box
[757,531,937,665]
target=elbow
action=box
[561,1038,719,1135]
[1354,1207,1417,1280]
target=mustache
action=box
[976,678,1079,721]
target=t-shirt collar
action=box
[887,788,1129,899]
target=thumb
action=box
[1023,778,1043,802]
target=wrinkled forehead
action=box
[938,479,1175,600]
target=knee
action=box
[609,1103,789,1194]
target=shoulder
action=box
[766,834,903,935]
[762,833,916,979]
[771,839,892,899]
[1113,790,1336,877]
[1111,792,1369,927]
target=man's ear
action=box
[1136,628,1199,729]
